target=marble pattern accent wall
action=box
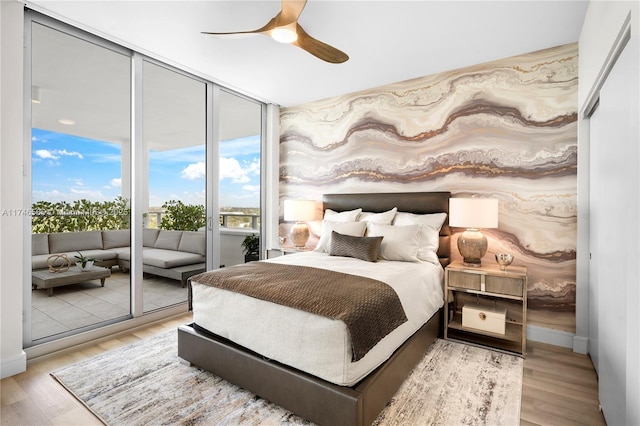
[280,43,578,332]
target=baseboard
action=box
[526,324,575,349]
[572,335,589,354]
[1,351,27,379]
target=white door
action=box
[589,39,637,426]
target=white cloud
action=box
[181,158,259,183]
[220,157,260,183]
[110,178,122,188]
[245,158,260,176]
[34,149,83,160]
[181,162,206,180]
[35,149,56,159]
[220,157,250,183]
[60,149,83,159]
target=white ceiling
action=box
[26,0,588,108]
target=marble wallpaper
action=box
[279,43,578,332]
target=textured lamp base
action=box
[290,222,310,249]
[457,229,487,267]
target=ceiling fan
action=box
[202,0,349,64]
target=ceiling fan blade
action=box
[202,0,303,37]
[202,16,278,37]
[277,0,307,26]
[293,24,349,64]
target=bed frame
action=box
[177,191,451,425]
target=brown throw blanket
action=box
[189,262,408,362]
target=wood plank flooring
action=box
[1,313,606,425]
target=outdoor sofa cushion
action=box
[178,231,206,255]
[154,230,183,251]
[49,230,103,254]
[32,234,49,255]
[102,229,130,249]
[117,248,205,269]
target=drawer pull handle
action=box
[479,312,487,321]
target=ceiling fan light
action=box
[271,27,298,44]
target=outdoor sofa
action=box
[32,229,206,287]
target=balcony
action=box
[30,212,260,343]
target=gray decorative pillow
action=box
[329,231,383,262]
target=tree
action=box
[160,200,205,231]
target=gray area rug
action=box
[52,331,522,425]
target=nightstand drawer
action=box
[448,270,481,290]
[485,275,523,297]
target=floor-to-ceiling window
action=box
[218,90,263,268]
[25,11,265,348]
[28,19,132,343]
[142,59,207,313]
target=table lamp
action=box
[283,199,317,249]
[449,197,499,267]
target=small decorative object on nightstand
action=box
[444,260,527,357]
[495,253,514,271]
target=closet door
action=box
[589,40,636,426]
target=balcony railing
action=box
[145,211,260,230]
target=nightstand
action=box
[444,260,527,357]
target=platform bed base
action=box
[177,309,442,426]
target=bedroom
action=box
[1,1,639,425]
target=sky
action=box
[31,128,261,208]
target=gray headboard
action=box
[322,192,451,267]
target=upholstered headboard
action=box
[322,192,452,267]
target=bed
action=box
[177,191,451,425]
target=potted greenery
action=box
[74,251,100,271]
[241,234,260,262]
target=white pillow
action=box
[314,221,367,253]
[323,208,362,222]
[358,207,397,225]
[393,212,447,265]
[366,223,422,262]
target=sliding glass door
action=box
[218,90,263,268]
[25,11,265,347]
[29,20,132,342]
[142,59,207,313]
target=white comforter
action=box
[190,251,444,386]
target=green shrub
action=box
[31,196,130,233]
[160,200,205,231]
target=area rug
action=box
[52,331,523,425]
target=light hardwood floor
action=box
[1,313,606,425]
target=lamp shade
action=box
[283,199,317,222]
[449,198,499,229]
